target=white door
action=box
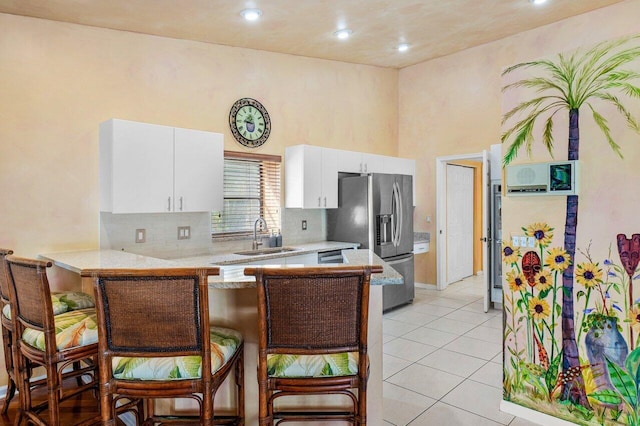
[482,150,491,312]
[446,164,474,284]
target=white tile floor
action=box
[382,275,537,426]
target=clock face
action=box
[229,98,271,148]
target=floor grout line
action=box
[383,273,508,425]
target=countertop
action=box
[41,244,402,289]
[414,232,430,243]
[174,241,360,266]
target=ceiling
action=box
[0,0,626,68]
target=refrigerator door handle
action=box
[392,182,401,247]
[391,183,397,246]
[397,182,403,246]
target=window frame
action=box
[211,150,281,240]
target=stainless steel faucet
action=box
[253,217,268,250]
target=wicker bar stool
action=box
[85,267,245,426]
[4,255,103,426]
[245,265,383,426]
[0,248,96,415]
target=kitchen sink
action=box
[233,247,299,256]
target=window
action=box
[211,151,281,239]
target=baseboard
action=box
[415,282,436,290]
[500,400,577,426]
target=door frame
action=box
[435,151,489,293]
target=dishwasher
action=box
[317,249,344,264]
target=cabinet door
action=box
[174,128,224,212]
[321,148,339,208]
[337,150,364,173]
[110,120,174,213]
[302,145,324,208]
[284,253,318,266]
[362,153,387,173]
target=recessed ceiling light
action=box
[529,0,548,4]
[334,29,353,40]
[240,8,262,21]
[397,43,410,52]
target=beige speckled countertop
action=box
[41,243,402,289]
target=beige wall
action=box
[400,0,640,285]
[0,12,398,258]
[0,12,398,388]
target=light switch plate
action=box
[519,236,528,247]
[527,237,535,248]
[512,236,519,247]
[135,229,146,243]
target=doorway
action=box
[435,151,490,307]
[445,164,474,283]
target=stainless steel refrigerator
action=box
[327,173,414,311]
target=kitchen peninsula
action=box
[41,244,401,425]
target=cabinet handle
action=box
[364,163,368,173]
[318,196,321,207]
[179,196,183,211]
[360,162,363,173]
[324,197,327,207]
[168,197,171,212]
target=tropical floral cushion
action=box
[2,291,95,320]
[56,291,95,311]
[22,308,98,351]
[112,326,242,381]
[266,352,359,378]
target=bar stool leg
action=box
[236,349,245,424]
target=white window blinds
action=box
[211,151,281,238]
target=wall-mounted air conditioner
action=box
[505,161,578,196]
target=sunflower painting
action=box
[528,297,550,320]
[501,34,640,425]
[504,220,640,425]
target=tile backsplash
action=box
[100,208,327,259]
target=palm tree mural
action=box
[502,35,640,408]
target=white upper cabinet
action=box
[338,151,386,174]
[285,144,416,208]
[285,145,338,208]
[174,127,223,213]
[100,119,223,214]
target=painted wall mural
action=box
[501,35,640,425]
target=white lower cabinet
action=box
[100,119,223,214]
[243,252,318,266]
[284,253,318,265]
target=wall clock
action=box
[229,98,271,148]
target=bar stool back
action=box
[0,248,18,414]
[0,249,96,415]
[245,265,382,426]
[86,267,245,425]
[5,255,100,426]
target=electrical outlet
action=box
[302,220,307,231]
[135,229,146,243]
[177,226,191,240]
